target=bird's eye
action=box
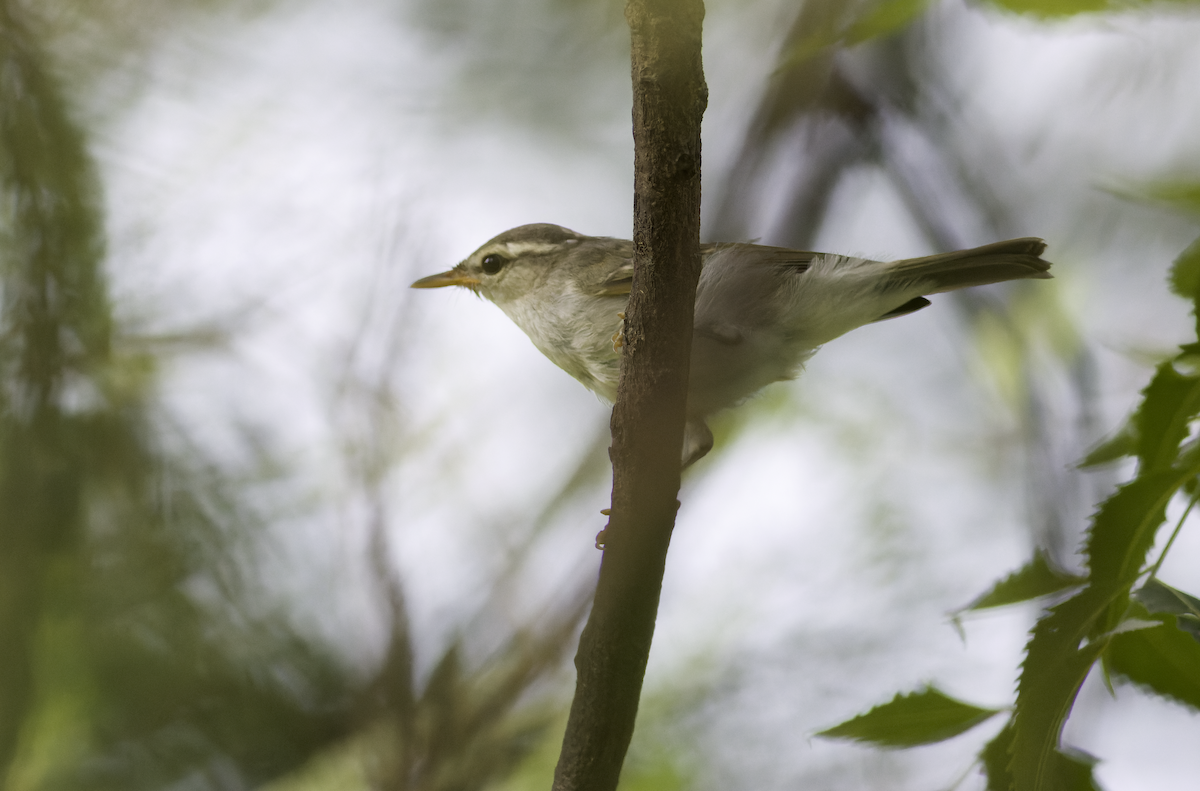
[481,254,507,275]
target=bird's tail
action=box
[887,238,1052,294]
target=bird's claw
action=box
[596,507,612,549]
[612,312,627,352]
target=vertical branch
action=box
[551,1,706,789]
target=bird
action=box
[412,223,1052,467]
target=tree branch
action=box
[551,0,706,789]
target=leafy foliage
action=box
[816,687,1002,747]
[1106,603,1200,709]
[960,551,1085,612]
[821,223,1200,788]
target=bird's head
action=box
[411,223,586,306]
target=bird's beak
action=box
[410,268,479,289]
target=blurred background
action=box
[2,0,1199,788]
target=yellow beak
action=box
[410,268,480,289]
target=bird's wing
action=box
[585,261,634,297]
[693,245,819,331]
[715,244,815,273]
[585,244,816,299]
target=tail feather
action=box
[888,238,1052,294]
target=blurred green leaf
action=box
[962,551,1085,612]
[992,0,1200,17]
[1135,181,1200,219]
[1078,420,1136,468]
[616,753,690,791]
[1107,603,1200,710]
[5,571,96,791]
[778,0,931,69]
[972,308,1029,410]
[0,0,112,778]
[259,725,379,791]
[985,0,1112,16]
[777,22,844,68]
[843,0,933,45]
[1134,579,1200,640]
[816,687,1002,747]
[1171,236,1200,310]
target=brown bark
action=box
[550,1,706,789]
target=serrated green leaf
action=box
[1133,362,1200,472]
[1085,471,1181,635]
[816,687,1001,747]
[1011,590,1106,791]
[1011,452,1200,789]
[1107,603,1200,710]
[1169,236,1200,301]
[1077,420,1135,468]
[996,736,1099,791]
[1139,361,1200,467]
[843,0,932,45]
[963,551,1085,612]
[980,720,1015,791]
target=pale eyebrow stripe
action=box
[501,241,565,256]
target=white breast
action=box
[498,282,625,403]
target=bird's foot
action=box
[612,312,626,352]
[596,507,612,549]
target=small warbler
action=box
[413,224,1051,465]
